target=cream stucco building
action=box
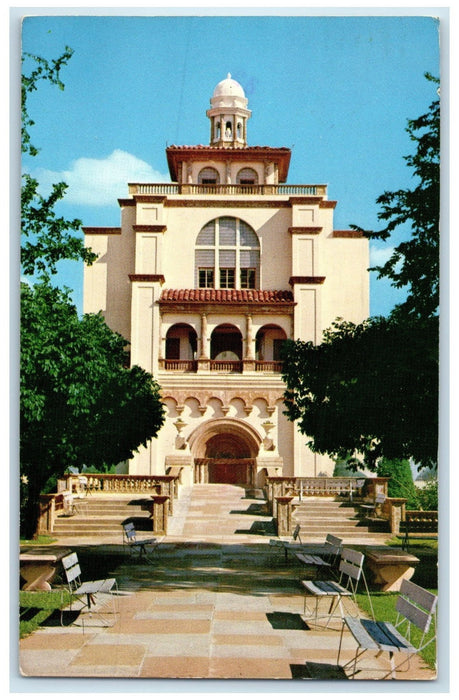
[83,74,369,488]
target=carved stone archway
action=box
[188,418,262,485]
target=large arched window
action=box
[195,217,260,289]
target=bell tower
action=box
[206,73,251,148]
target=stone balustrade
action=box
[36,473,182,536]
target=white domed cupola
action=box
[206,73,251,148]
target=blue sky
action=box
[19,11,441,318]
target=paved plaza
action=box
[19,484,436,683]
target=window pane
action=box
[199,268,214,288]
[219,217,236,246]
[240,249,260,267]
[196,221,215,246]
[219,249,236,267]
[240,269,256,288]
[239,221,259,247]
[220,268,235,288]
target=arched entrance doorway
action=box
[188,418,261,486]
[205,433,251,484]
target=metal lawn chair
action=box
[337,579,437,680]
[61,552,118,629]
[122,522,158,562]
[269,524,302,561]
[301,547,374,628]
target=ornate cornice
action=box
[163,199,291,209]
[319,200,337,209]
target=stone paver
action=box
[19,484,437,681]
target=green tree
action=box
[20,48,165,537]
[282,315,438,472]
[282,75,439,472]
[20,282,165,538]
[376,457,418,509]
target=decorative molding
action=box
[319,200,337,209]
[129,274,165,284]
[288,226,322,235]
[163,199,291,209]
[133,224,167,233]
[288,196,323,205]
[82,227,121,235]
[289,276,326,285]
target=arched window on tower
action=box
[195,217,260,289]
[236,168,258,185]
[198,167,220,185]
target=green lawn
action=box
[19,590,73,638]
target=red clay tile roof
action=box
[159,289,294,304]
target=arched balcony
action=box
[163,323,198,372]
[210,323,243,373]
[255,324,287,372]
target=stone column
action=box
[198,313,210,371]
[149,496,169,535]
[389,498,407,535]
[276,496,293,536]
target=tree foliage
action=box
[376,457,418,509]
[20,282,165,537]
[282,315,438,472]
[282,75,440,472]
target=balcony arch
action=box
[164,323,198,372]
[210,323,243,372]
[255,324,287,372]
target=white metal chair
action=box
[122,522,158,562]
[61,552,118,629]
[337,579,437,680]
[294,534,343,577]
[301,548,374,628]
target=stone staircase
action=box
[292,497,391,544]
[52,496,154,540]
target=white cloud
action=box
[34,150,170,206]
[370,245,395,268]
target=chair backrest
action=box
[396,579,438,633]
[338,548,364,586]
[325,534,343,555]
[375,492,386,504]
[123,522,137,543]
[62,552,82,590]
[292,524,301,543]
